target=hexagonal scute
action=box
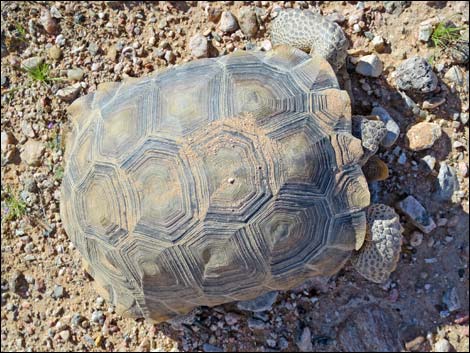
[67,122,96,185]
[185,125,272,222]
[122,138,198,242]
[153,60,224,137]
[96,81,155,161]
[219,51,305,120]
[249,197,332,279]
[74,163,137,246]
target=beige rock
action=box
[406,122,442,151]
[21,140,45,166]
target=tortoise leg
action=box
[270,9,348,70]
[350,204,403,283]
[351,115,387,165]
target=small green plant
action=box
[431,22,464,48]
[2,186,27,222]
[25,62,55,84]
[14,22,28,43]
[54,165,64,181]
[46,130,62,152]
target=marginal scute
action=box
[61,47,371,322]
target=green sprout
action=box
[54,165,64,181]
[25,62,56,85]
[46,130,62,153]
[14,22,28,43]
[431,22,464,48]
[2,186,27,222]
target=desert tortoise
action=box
[60,10,402,322]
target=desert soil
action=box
[1,1,469,352]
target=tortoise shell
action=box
[60,45,369,321]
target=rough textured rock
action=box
[406,122,442,151]
[337,305,404,352]
[296,327,313,352]
[395,56,438,93]
[397,195,436,234]
[238,7,258,38]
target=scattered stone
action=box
[164,50,175,63]
[219,11,239,33]
[91,310,104,323]
[398,152,407,165]
[444,66,464,86]
[224,312,241,326]
[20,121,35,138]
[418,23,433,42]
[59,329,70,341]
[189,34,208,58]
[395,56,438,93]
[461,113,469,125]
[434,338,452,352]
[55,83,81,102]
[450,29,469,64]
[296,327,313,352]
[48,45,62,60]
[421,155,436,172]
[236,291,278,312]
[52,285,64,299]
[397,195,436,234]
[326,12,345,23]
[409,231,424,247]
[1,72,8,87]
[261,39,272,51]
[248,318,266,330]
[458,161,468,177]
[436,162,458,201]
[88,42,100,56]
[202,343,223,352]
[422,97,445,110]
[1,131,16,152]
[21,140,44,166]
[71,313,83,326]
[238,7,258,38]
[207,7,223,23]
[55,34,66,46]
[40,9,58,34]
[21,56,44,70]
[406,122,442,151]
[372,35,386,53]
[67,68,84,81]
[371,107,399,147]
[355,54,383,77]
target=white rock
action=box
[355,54,383,77]
[55,83,81,102]
[189,34,208,58]
[219,11,239,33]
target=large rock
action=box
[238,7,258,38]
[406,122,441,151]
[189,34,208,58]
[337,305,404,352]
[395,56,438,93]
[21,140,45,166]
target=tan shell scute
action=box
[60,45,369,321]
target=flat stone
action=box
[422,97,445,110]
[219,11,238,33]
[395,56,438,93]
[21,56,44,70]
[444,66,464,86]
[188,34,208,58]
[355,54,383,77]
[371,106,400,147]
[296,327,313,352]
[397,195,436,234]
[434,338,452,352]
[202,343,223,352]
[21,140,44,166]
[55,83,81,102]
[436,161,458,201]
[406,122,441,151]
[1,131,16,152]
[236,291,278,312]
[442,287,461,312]
[421,155,436,172]
[247,318,266,330]
[67,68,84,81]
